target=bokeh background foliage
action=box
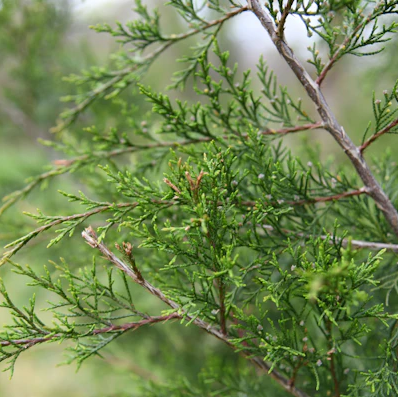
[0,0,398,396]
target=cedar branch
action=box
[248,0,398,238]
[52,6,249,134]
[0,186,390,266]
[1,122,322,217]
[81,227,311,397]
[359,118,398,153]
[0,314,180,348]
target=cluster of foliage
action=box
[1,0,398,396]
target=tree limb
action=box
[248,0,398,238]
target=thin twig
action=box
[263,121,323,135]
[241,187,367,207]
[287,187,367,205]
[248,0,398,238]
[339,238,398,252]
[359,118,398,153]
[260,223,398,253]
[81,228,311,397]
[167,6,249,41]
[0,314,180,348]
[316,40,351,87]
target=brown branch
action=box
[316,41,350,87]
[0,314,179,348]
[127,121,322,148]
[241,187,368,207]
[163,178,182,195]
[262,121,323,136]
[286,187,367,205]
[330,351,340,397]
[359,118,398,153]
[288,360,304,389]
[277,0,295,38]
[338,238,398,252]
[248,0,398,238]
[81,227,311,397]
[260,223,398,253]
[170,6,249,41]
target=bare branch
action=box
[326,321,340,397]
[341,238,398,252]
[287,187,368,205]
[262,121,323,136]
[316,40,353,87]
[248,0,398,238]
[81,227,311,397]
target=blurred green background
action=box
[0,0,397,395]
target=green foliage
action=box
[2,1,398,396]
[363,81,398,143]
